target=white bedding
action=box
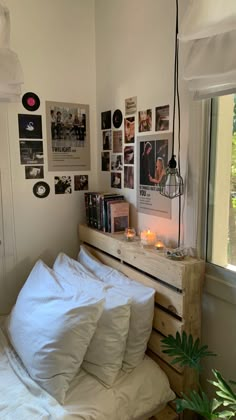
[0,322,175,420]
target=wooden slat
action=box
[153,307,183,337]
[148,331,183,374]
[150,405,179,420]
[84,244,184,317]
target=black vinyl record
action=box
[33,181,50,198]
[22,92,40,112]
[112,109,123,128]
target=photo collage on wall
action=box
[101,97,170,193]
[18,94,89,198]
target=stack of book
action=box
[84,192,129,233]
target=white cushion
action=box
[78,245,155,371]
[7,260,105,403]
[53,253,131,387]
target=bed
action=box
[78,224,205,420]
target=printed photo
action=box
[155,105,170,131]
[125,96,137,115]
[124,117,135,143]
[139,138,168,187]
[103,130,112,150]
[124,145,134,164]
[18,114,42,139]
[124,166,134,189]
[74,175,88,191]
[49,105,86,143]
[111,172,122,189]
[101,152,110,171]
[54,176,72,194]
[111,154,123,171]
[113,215,129,233]
[113,130,122,153]
[19,141,44,165]
[101,110,112,130]
[25,166,44,179]
[138,109,152,132]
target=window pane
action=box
[207,94,236,271]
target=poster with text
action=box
[46,101,90,171]
[137,133,172,218]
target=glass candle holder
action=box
[155,240,165,251]
[124,227,136,241]
[140,229,156,247]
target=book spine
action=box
[103,195,124,232]
[88,193,93,227]
[84,193,89,226]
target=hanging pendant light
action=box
[160,0,183,199]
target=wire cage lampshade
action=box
[160,0,183,199]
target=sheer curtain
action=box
[179,0,236,99]
[0,3,23,102]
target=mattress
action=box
[0,319,175,420]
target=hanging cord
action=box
[171,0,178,156]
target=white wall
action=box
[95,0,194,247]
[0,0,97,312]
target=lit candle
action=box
[140,229,156,246]
[124,227,136,241]
[155,240,164,251]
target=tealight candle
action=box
[124,227,136,241]
[140,229,156,247]
[155,240,164,251]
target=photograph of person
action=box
[112,130,122,153]
[48,106,87,144]
[111,154,123,171]
[101,110,112,130]
[124,166,134,189]
[149,157,166,185]
[124,145,134,165]
[155,105,170,131]
[25,166,44,180]
[138,109,152,132]
[19,141,44,165]
[74,175,88,191]
[139,141,154,185]
[101,152,110,171]
[111,172,122,189]
[54,176,72,194]
[102,130,112,150]
[124,117,135,143]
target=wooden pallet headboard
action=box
[78,224,204,419]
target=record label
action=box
[33,181,50,198]
[22,92,40,112]
[112,109,123,129]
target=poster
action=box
[46,101,90,171]
[18,114,42,139]
[125,96,137,115]
[155,105,170,131]
[19,141,44,164]
[137,134,172,218]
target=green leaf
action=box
[175,390,221,419]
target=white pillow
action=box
[7,260,105,403]
[53,253,131,387]
[78,245,155,371]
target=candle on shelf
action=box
[140,229,156,247]
[124,227,136,241]
[155,240,165,251]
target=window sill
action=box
[204,266,236,305]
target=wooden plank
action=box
[153,307,183,337]
[83,244,184,317]
[148,331,183,374]
[150,405,178,420]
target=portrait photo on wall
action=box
[74,175,88,191]
[18,114,42,139]
[19,141,44,165]
[111,154,123,171]
[124,166,134,189]
[111,172,122,189]
[138,109,152,132]
[137,133,172,218]
[54,176,72,194]
[46,101,90,172]
[102,130,112,150]
[124,117,135,143]
[124,145,134,165]
[101,110,112,130]
[25,165,44,180]
[101,151,110,171]
[112,130,122,153]
[155,105,170,131]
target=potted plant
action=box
[161,332,236,419]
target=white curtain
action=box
[0,3,23,102]
[179,0,236,99]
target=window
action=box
[207,94,236,272]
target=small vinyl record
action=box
[33,181,50,198]
[112,109,123,129]
[22,92,40,112]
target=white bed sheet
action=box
[0,319,175,420]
